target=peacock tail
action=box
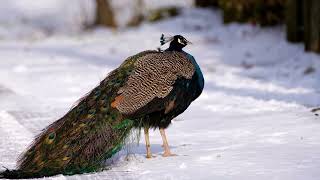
[0,48,204,179]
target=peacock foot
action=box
[146,154,156,159]
[162,152,177,157]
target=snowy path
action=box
[0,9,320,180]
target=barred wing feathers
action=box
[113,51,195,115]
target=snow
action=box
[1,4,320,180]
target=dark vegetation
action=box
[195,0,320,53]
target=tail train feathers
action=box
[0,168,76,179]
[12,118,136,178]
[0,119,136,179]
[5,55,142,179]
[0,169,34,179]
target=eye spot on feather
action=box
[63,156,71,161]
[86,114,94,119]
[87,109,96,119]
[38,161,45,167]
[46,132,56,144]
[48,132,55,139]
[127,69,133,75]
[99,99,106,105]
[93,89,101,99]
[77,104,85,113]
[111,114,117,120]
[79,123,86,127]
[100,104,109,112]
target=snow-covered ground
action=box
[1,5,320,180]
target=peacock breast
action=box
[183,51,204,92]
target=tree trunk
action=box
[95,0,117,28]
[304,0,311,50]
[195,0,218,7]
[127,0,145,27]
[286,0,304,42]
[309,0,320,52]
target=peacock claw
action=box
[162,152,177,157]
[146,154,156,159]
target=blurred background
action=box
[0,0,319,53]
[0,1,320,180]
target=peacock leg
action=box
[144,126,152,158]
[159,128,176,157]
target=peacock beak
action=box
[186,39,192,45]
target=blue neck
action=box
[182,51,204,90]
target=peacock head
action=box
[160,34,192,52]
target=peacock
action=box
[0,34,204,179]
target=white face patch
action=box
[178,38,186,45]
